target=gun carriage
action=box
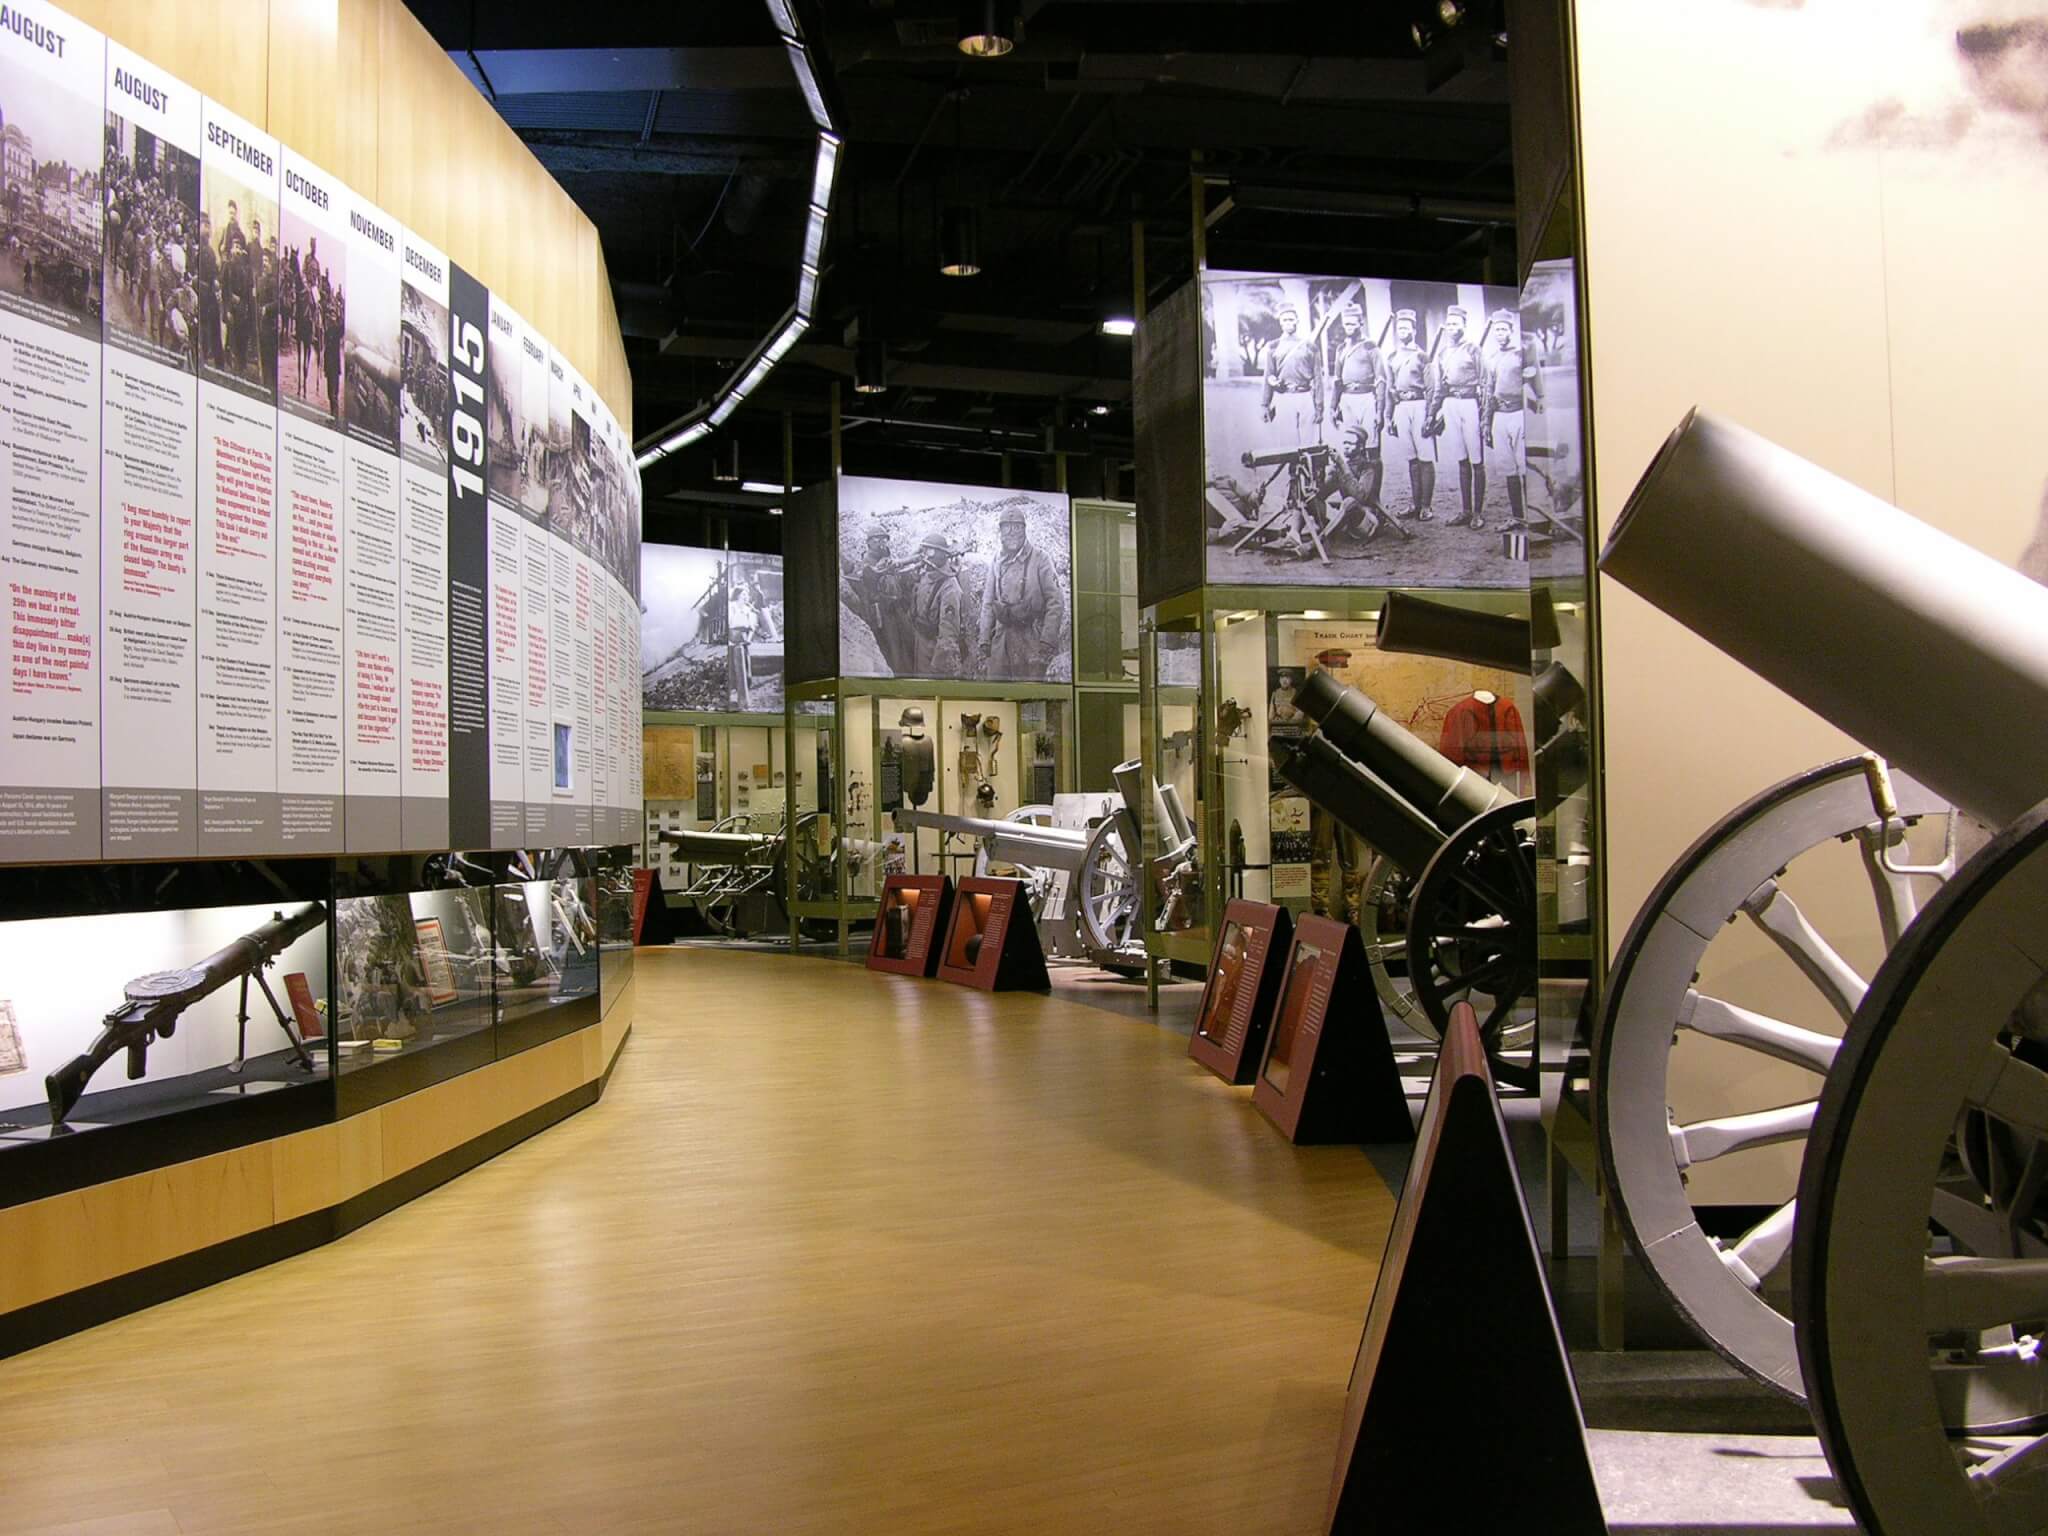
[660,812,887,940]
[1594,409,2048,1535]
[1273,668,1537,1082]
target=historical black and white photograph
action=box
[640,544,785,713]
[343,239,399,453]
[486,306,530,509]
[278,207,342,425]
[838,475,1071,683]
[101,113,198,370]
[1200,270,1533,590]
[0,48,102,333]
[194,163,276,401]
[398,275,449,467]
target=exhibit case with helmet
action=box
[776,470,1087,952]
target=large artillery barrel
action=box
[1602,410,2048,828]
[1295,670,1518,834]
[1272,735,1447,876]
[658,827,775,864]
[894,807,1094,876]
[1375,592,1557,673]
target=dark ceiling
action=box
[400,0,1515,549]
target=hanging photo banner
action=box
[397,226,451,850]
[340,184,402,849]
[444,258,493,850]
[100,36,199,858]
[0,0,105,862]
[194,95,280,854]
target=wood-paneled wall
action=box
[66,0,631,432]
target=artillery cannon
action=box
[895,765,1171,970]
[1597,409,2048,1535]
[1273,669,1536,1081]
[659,814,891,939]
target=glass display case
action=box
[1072,499,1142,794]
[1138,588,1538,995]
[0,848,637,1199]
[785,679,1073,951]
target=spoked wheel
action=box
[1075,817,1140,962]
[1359,856,1422,1028]
[1597,756,1951,1397]
[1797,799,2048,1534]
[1404,798,1539,1088]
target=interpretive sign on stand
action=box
[934,876,1048,992]
[1324,1002,1604,1534]
[1186,899,1291,1086]
[867,874,953,978]
[1252,916,1409,1143]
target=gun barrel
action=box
[658,828,774,864]
[1602,409,2048,827]
[1295,671,1517,834]
[1241,445,1326,469]
[1375,592,1553,673]
[46,901,326,1125]
[1274,735,1447,876]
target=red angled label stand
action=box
[934,877,1049,992]
[630,868,656,941]
[1253,916,1411,1144]
[1324,1003,1604,1534]
[866,874,954,977]
[1187,900,1292,1085]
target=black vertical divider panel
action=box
[444,263,493,849]
[1133,281,1205,609]
[784,477,841,685]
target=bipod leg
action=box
[255,966,315,1071]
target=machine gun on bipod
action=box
[1272,669,1535,1082]
[46,902,327,1126]
[1593,410,2048,1535]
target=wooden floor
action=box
[0,949,1397,1536]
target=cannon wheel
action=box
[1796,799,2048,1535]
[1359,856,1422,1027]
[971,805,1061,914]
[1075,816,1140,965]
[1404,798,1539,1088]
[1596,756,1950,1398]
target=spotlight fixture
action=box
[1437,0,1465,25]
[957,0,1017,57]
[854,328,888,394]
[1089,404,1110,417]
[938,206,981,277]
[740,480,787,495]
[712,441,741,482]
[1411,21,1434,50]
[1099,317,1136,337]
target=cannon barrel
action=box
[658,828,774,864]
[1601,409,2048,828]
[1295,670,1518,834]
[1273,735,1447,876]
[893,808,1096,877]
[1375,592,1556,673]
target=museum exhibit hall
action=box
[0,1,2040,1531]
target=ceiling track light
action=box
[957,0,1017,58]
[938,205,981,277]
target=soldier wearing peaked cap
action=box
[1382,307,1437,522]
[1480,307,1544,530]
[1427,304,1489,529]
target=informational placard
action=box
[0,0,643,865]
[99,38,199,858]
[866,873,953,978]
[194,95,280,854]
[340,186,403,849]
[397,228,450,849]
[1186,899,1292,1087]
[934,875,1049,992]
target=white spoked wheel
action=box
[1075,818,1140,959]
[1597,756,1951,1398]
[1797,798,2048,1534]
[972,805,1058,911]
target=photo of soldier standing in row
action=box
[1200,272,1547,589]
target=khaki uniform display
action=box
[1309,806,1369,926]
[914,566,970,679]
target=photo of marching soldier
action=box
[102,113,199,371]
[1200,271,1561,590]
[398,276,450,467]
[640,545,785,713]
[0,49,102,334]
[278,208,342,426]
[195,166,277,402]
[836,476,1072,684]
